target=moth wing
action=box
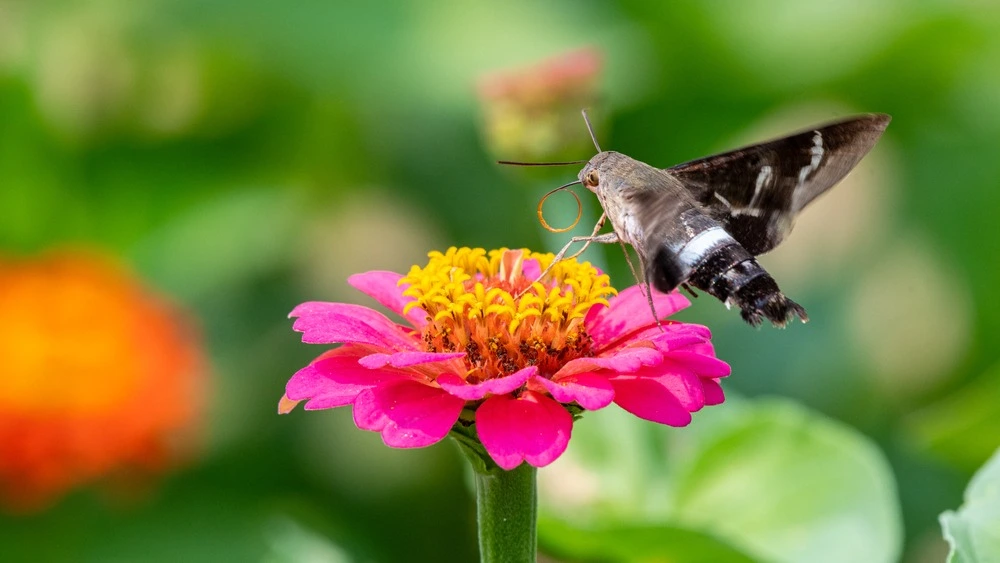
[616,163,694,252]
[615,166,707,291]
[665,113,890,254]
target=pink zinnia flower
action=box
[280,247,729,470]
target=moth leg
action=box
[521,217,617,296]
[680,283,699,298]
[564,214,608,261]
[617,239,644,290]
[613,239,665,330]
[539,231,619,279]
[637,259,668,332]
[604,238,666,332]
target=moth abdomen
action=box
[726,266,807,328]
[650,233,808,328]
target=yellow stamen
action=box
[400,247,616,383]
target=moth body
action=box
[569,113,890,327]
[580,151,804,326]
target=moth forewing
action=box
[666,113,892,255]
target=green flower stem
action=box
[475,463,538,563]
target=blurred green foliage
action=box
[538,399,902,562]
[1,1,999,561]
[941,446,1000,562]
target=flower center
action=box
[400,247,616,383]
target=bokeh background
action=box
[1,1,998,562]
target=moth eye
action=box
[585,170,599,187]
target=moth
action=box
[506,112,891,327]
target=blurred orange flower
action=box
[0,251,206,511]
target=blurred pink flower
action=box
[477,48,603,161]
[280,247,729,470]
[478,48,602,107]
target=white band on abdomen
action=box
[678,226,734,269]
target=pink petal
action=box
[594,322,709,354]
[611,376,692,427]
[554,347,663,377]
[289,302,419,351]
[662,352,731,378]
[522,258,541,281]
[534,372,614,410]
[648,324,713,351]
[287,352,409,410]
[359,351,465,369]
[703,378,725,406]
[612,361,707,411]
[437,366,536,401]
[353,379,465,448]
[476,391,572,470]
[642,365,706,411]
[348,270,429,328]
[678,339,716,356]
[585,285,690,346]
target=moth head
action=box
[578,151,621,192]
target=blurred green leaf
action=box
[539,516,755,563]
[672,399,902,563]
[263,515,353,563]
[540,398,901,563]
[940,446,1000,563]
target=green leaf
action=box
[538,398,902,563]
[671,399,902,563]
[539,516,755,563]
[941,446,1000,562]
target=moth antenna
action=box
[497,159,588,167]
[537,181,583,233]
[581,108,602,153]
